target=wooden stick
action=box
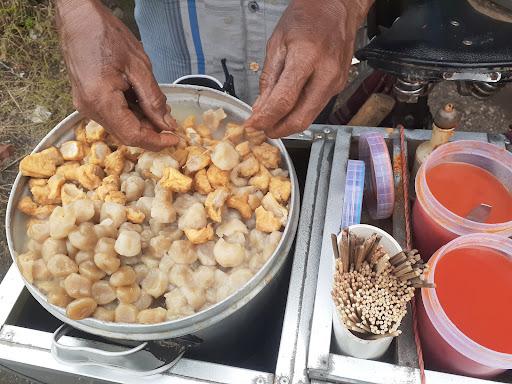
[389,251,407,266]
[354,244,365,271]
[340,229,350,272]
[349,232,356,270]
[331,233,340,259]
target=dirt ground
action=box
[0,1,511,383]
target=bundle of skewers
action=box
[331,229,434,340]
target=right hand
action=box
[56,0,179,151]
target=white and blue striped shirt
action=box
[134,0,289,104]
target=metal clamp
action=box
[51,324,200,376]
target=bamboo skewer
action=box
[332,230,434,339]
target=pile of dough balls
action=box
[16,108,292,324]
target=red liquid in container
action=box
[426,163,512,224]
[419,234,512,378]
[435,247,512,354]
[413,141,512,259]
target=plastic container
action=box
[413,140,512,259]
[341,160,365,228]
[419,233,512,378]
[332,224,401,360]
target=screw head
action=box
[323,128,331,134]
[255,378,265,384]
[450,20,460,26]
[279,378,289,384]
[462,39,473,46]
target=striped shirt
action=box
[134,0,289,104]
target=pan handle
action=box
[51,324,200,376]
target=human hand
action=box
[56,0,179,150]
[245,0,372,138]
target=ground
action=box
[0,1,511,383]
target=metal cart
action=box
[0,125,510,384]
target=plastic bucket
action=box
[413,140,512,259]
[331,224,401,360]
[419,233,512,378]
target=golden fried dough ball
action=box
[67,297,97,320]
[20,153,56,178]
[29,179,59,206]
[223,123,244,144]
[171,148,189,168]
[47,254,78,278]
[117,284,141,304]
[104,147,126,176]
[255,206,282,233]
[137,307,166,324]
[202,108,226,132]
[248,192,263,211]
[226,194,252,220]
[238,155,260,178]
[193,169,213,195]
[249,165,271,193]
[211,141,240,171]
[104,190,127,205]
[56,161,80,181]
[245,127,267,146]
[47,174,66,201]
[49,206,76,239]
[94,252,121,275]
[195,123,211,139]
[93,307,115,322]
[60,141,87,161]
[150,154,179,179]
[168,240,198,264]
[115,303,138,323]
[110,266,137,287]
[126,207,145,224]
[235,141,251,157]
[75,164,104,190]
[269,176,291,203]
[18,196,56,219]
[100,202,127,228]
[41,238,67,262]
[184,224,214,244]
[182,115,196,129]
[178,202,207,230]
[206,165,230,189]
[184,146,210,174]
[27,219,50,242]
[115,231,141,257]
[68,222,97,251]
[17,251,39,283]
[261,192,288,225]
[64,273,92,299]
[252,142,281,169]
[159,167,193,193]
[124,146,144,162]
[91,280,116,305]
[79,261,106,282]
[204,187,229,222]
[121,174,145,202]
[141,269,168,298]
[213,238,245,268]
[61,183,86,206]
[84,120,107,143]
[74,121,87,142]
[185,127,202,146]
[88,141,111,166]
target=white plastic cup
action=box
[331,224,402,360]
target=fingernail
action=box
[164,113,177,129]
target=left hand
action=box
[245,0,372,138]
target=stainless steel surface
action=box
[5,84,300,341]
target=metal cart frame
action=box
[0,125,509,384]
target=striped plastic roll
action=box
[358,132,395,219]
[341,160,365,228]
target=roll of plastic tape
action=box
[358,132,395,219]
[341,160,365,228]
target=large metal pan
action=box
[5,85,299,350]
